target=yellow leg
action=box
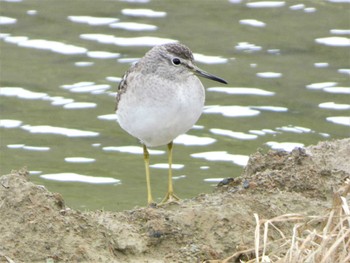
[161,141,180,203]
[143,144,154,205]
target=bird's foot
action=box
[160,192,180,205]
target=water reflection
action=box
[110,22,157,31]
[121,8,167,18]
[80,34,177,46]
[41,173,120,184]
[68,16,119,26]
[21,125,99,137]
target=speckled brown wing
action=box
[115,66,133,112]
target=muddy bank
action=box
[0,139,349,262]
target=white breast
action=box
[116,75,205,147]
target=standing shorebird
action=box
[116,43,227,205]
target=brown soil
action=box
[0,139,349,263]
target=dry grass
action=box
[206,181,350,263]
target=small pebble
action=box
[243,180,250,189]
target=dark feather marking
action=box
[163,43,194,61]
[115,67,132,111]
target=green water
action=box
[1,0,349,211]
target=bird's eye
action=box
[172,57,181,66]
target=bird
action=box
[115,42,227,205]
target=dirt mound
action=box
[218,140,350,200]
[1,139,349,262]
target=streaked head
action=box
[144,43,228,84]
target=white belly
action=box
[117,76,205,147]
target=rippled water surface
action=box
[1,0,349,210]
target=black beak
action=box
[195,67,228,84]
